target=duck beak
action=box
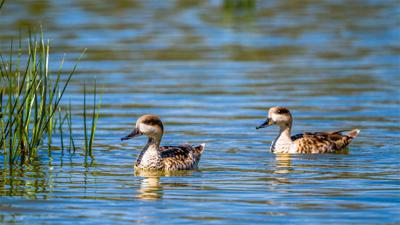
[256,118,271,129]
[121,128,142,141]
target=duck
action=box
[121,114,205,171]
[256,107,360,154]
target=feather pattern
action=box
[160,144,205,170]
[290,130,359,153]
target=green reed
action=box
[67,100,76,154]
[0,31,99,165]
[223,0,256,9]
[83,81,101,160]
[0,0,5,10]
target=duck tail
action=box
[193,143,206,154]
[192,143,205,164]
[346,129,360,138]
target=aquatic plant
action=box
[223,0,256,9]
[0,31,100,165]
[0,0,5,10]
[83,81,101,160]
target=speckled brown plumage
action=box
[160,144,205,170]
[291,130,359,154]
[133,143,205,171]
[257,107,360,154]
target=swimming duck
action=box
[121,115,205,171]
[256,107,360,154]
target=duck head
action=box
[121,115,164,142]
[256,107,293,129]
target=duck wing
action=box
[291,129,360,153]
[160,144,205,170]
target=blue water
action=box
[1,0,399,224]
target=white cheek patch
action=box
[271,114,280,121]
[271,114,285,123]
[140,123,157,135]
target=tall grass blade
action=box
[88,80,101,159]
[83,82,88,159]
[0,0,5,10]
[67,100,75,153]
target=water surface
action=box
[1,0,399,224]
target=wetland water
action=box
[1,0,399,224]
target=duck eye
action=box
[277,108,289,114]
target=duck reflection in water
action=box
[134,170,193,200]
[137,177,162,200]
[274,153,293,175]
[272,151,351,186]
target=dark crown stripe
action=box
[276,108,290,114]
[143,118,164,131]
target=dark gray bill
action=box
[121,128,142,141]
[256,118,270,129]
